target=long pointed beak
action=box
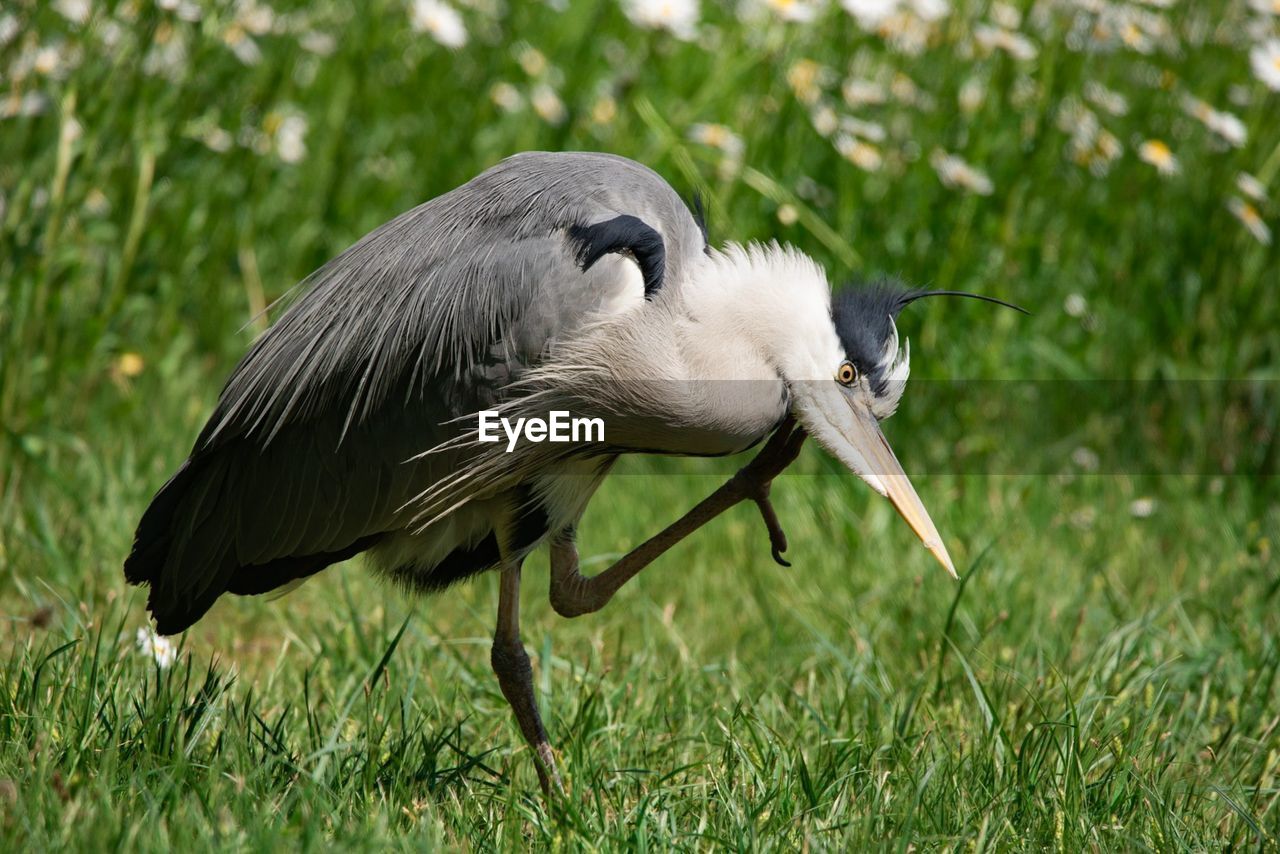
[797,386,956,578]
[847,411,957,578]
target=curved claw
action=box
[753,494,791,568]
[729,418,806,569]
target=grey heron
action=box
[125,151,1022,792]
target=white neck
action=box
[677,243,844,382]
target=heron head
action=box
[785,276,1026,579]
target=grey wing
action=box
[124,151,708,633]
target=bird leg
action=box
[550,417,807,618]
[491,562,563,795]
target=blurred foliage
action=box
[2,0,1278,476]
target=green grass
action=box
[3,0,1279,849]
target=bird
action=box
[124,151,1022,792]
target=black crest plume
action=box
[832,277,1027,390]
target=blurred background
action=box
[2,0,1279,848]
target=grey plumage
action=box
[126,152,708,632]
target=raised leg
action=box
[491,561,563,794]
[550,418,807,618]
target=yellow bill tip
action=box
[924,538,958,579]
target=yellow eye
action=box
[837,361,858,386]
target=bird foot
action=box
[533,741,565,798]
[728,417,807,567]
[753,494,791,567]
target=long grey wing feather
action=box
[201,151,705,452]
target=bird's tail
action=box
[124,456,237,634]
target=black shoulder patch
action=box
[567,214,667,299]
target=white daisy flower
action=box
[1138,139,1178,176]
[223,28,262,66]
[896,74,928,105]
[1129,497,1157,518]
[54,0,92,26]
[1103,6,1170,55]
[300,31,337,57]
[160,0,204,22]
[786,59,828,104]
[1228,197,1272,245]
[989,0,1020,28]
[622,0,700,39]
[875,11,932,55]
[1236,172,1267,203]
[1181,96,1247,148]
[836,134,883,171]
[591,95,617,125]
[530,84,566,125]
[1204,110,1246,147]
[1063,102,1122,176]
[689,122,745,158]
[1084,81,1128,116]
[1247,0,1280,16]
[958,76,986,114]
[136,628,177,669]
[274,113,308,164]
[202,126,234,153]
[0,14,18,47]
[98,19,126,47]
[810,104,839,136]
[84,189,110,216]
[1089,130,1122,175]
[489,81,523,112]
[839,115,886,142]
[745,0,822,23]
[516,45,547,77]
[1071,446,1100,472]
[842,78,886,107]
[1250,39,1280,91]
[144,35,188,80]
[841,0,898,28]
[1,92,50,119]
[930,149,993,195]
[974,23,1038,61]
[1070,506,1097,530]
[28,43,74,78]
[237,1,274,36]
[410,0,468,49]
[910,0,949,22]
